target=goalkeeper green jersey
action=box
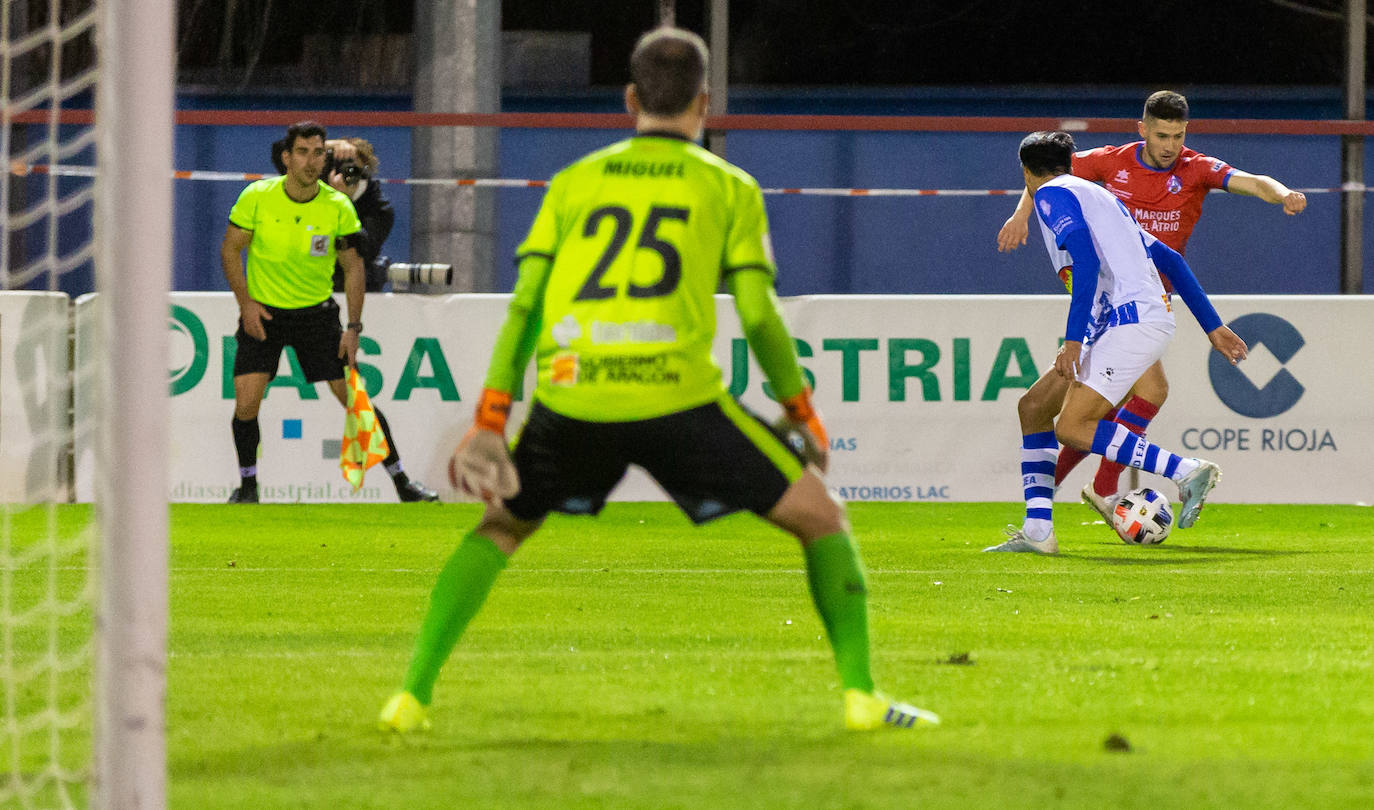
[513,133,777,422]
[228,176,362,309]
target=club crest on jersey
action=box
[1167,175,1182,194]
[1038,199,1051,217]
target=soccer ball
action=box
[1112,487,1173,545]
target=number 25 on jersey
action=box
[575,204,688,301]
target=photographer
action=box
[324,137,394,292]
[273,136,395,291]
[225,121,437,504]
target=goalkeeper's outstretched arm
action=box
[728,269,830,471]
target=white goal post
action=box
[93,0,173,808]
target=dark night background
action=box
[176,1,1363,89]
[154,1,1374,300]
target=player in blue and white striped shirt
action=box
[986,131,1249,554]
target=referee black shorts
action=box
[232,297,345,384]
[503,395,809,525]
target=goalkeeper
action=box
[380,26,938,734]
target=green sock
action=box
[803,532,875,693]
[402,532,508,705]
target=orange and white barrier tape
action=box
[7,162,1363,197]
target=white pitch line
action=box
[168,648,827,660]
[167,566,1374,576]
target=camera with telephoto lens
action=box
[387,262,454,292]
[324,148,365,185]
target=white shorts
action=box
[1078,320,1175,404]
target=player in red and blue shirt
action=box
[985,131,1248,555]
[1072,142,1232,259]
[996,91,1306,524]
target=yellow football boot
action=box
[378,691,430,733]
[844,689,940,731]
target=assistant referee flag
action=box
[341,367,389,490]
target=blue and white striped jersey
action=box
[1033,173,1173,344]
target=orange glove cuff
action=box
[782,388,815,422]
[782,389,828,447]
[473,388,512,434]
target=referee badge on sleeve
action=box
[309,234,329,256]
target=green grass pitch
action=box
[8,501,1374,808]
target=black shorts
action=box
[503,395,808,525]
[232,298,345,383]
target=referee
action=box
[219,120,437,504]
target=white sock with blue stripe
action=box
[1090,421,1199,481]
[1020,430,1058,541]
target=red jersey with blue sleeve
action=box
[1071,143,1233,256]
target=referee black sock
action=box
[374,407,403,473]
[231,417,260,486]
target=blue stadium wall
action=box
[157,86,1374,297]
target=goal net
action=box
[1,1,172,807]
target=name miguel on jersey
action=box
[602,160,686,179]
